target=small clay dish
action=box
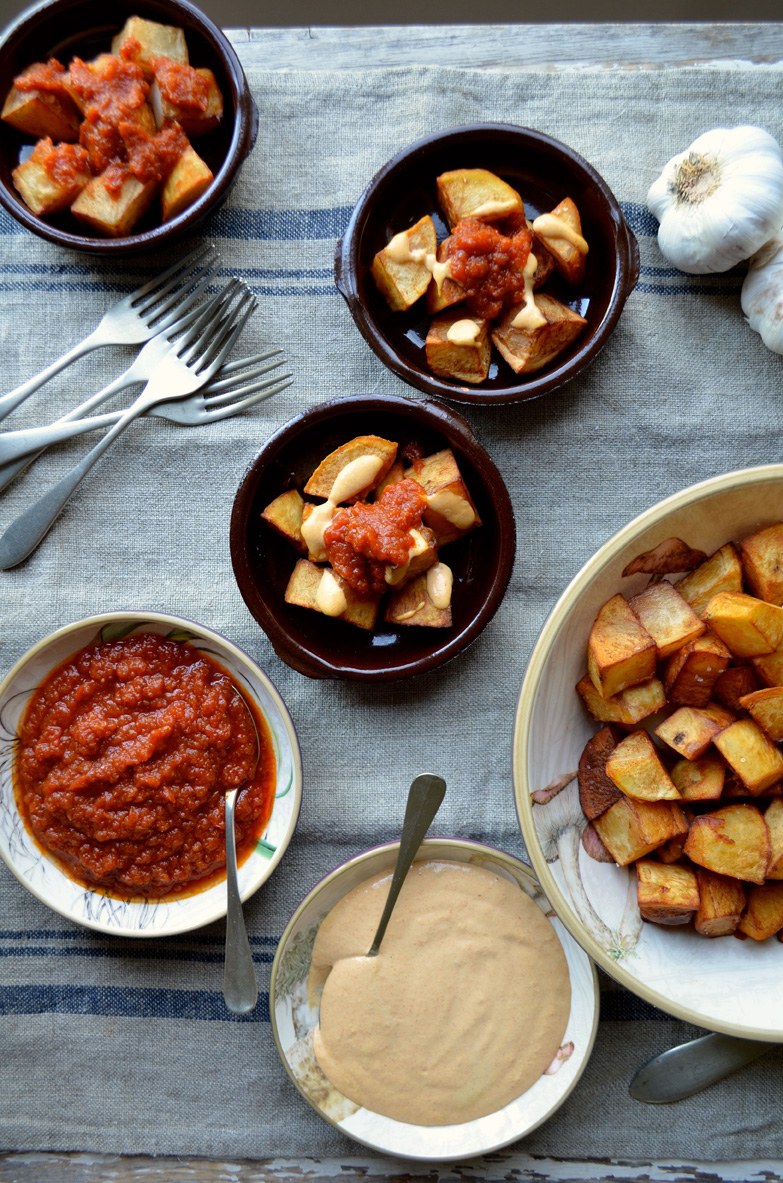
[0,0,258,255]
[229,393,516,681]
[335,124,639,407]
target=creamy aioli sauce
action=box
[315,569,347,617]
[427,489,476,530]
[426,562,453,609]
[468,197,519,219]
[532,213,589,255]
[309,861,571,1127]
[446,318,481,346]
[301,454,385,560]
[385,528,428,586]
[510,253,547,331]
[385,230,451,295]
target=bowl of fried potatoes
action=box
[514,465,783,1040]
[0,0,257,253]
[335,124,638,407]
[229,393,515,681]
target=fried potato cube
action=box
[436,168,524,227]
[702,591,783,657]
[636,860,699,926]
[670,753,726,801]
[664,630,731,707]
[713,664,761,710]
[593,797,688,866]
[384,572,452,628]
[2,73,80,141]
[738,522,783,606]
[425,311,491,385]
[530,228,557,288]
[629,580,706,660]
[576,675,666,725]
[752,649,783,687]
[491,293,587,375]
[739,687,783,742]
[533,197,587,286]
[655,707,723,761]
[765,799,783,879]
[684,803,770,884]
[372,459,404,500]
[150,67,223,135]
[112,17,189,78]
[713,718,783,795]
[12,139,91,216]
[425,238,465,315]
[384,526,438,589]
[284,559,380,630]
[261,489,306,553]
[694,869,746,937]
[738,882,783,940]
[676,543,743,617]
[304,436,398,501]
[404,448,480,546]
[605,731,680,801]
[162,144,213,221]
[371,214,437,312]
[578,726,623,821]
[587,593,656,700]
[71,172,158,237]
[655,830,690,864]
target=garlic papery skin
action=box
[741,235,783,354]
[647,127,783,275]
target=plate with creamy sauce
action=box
[270,838,598,1160]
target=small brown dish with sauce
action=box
[335,124,639,407]
[0,0,257,254]
[230,393,516,682]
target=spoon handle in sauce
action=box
[367,773,447,958]
[223,786,258,1014]
[629,1032,771,1103]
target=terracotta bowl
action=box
[229,393,516,681]
[514,465,783,1040]
[270,837,598,1161]
[335,123,639,407]
[0,0,258,255]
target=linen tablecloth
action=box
[1,62,783,1162]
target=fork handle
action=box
[0,328,104,423]
[0,401,146,568]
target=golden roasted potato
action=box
[636,860,699,926]
[384,571,452,628]
[304,436,398,501]
[405,448,480,546]
[1,69,80,141]
[694,869,746,937]
[532,197,587,286]
[713,664,761,710]
[737,521,783,606]
[739,686,783,742]
[702,590,783,657]
[261,490,306,553]
[684,803,770,884]
[150,67,223,136]
[764,798,783,878]
[491,292,587,375]
[384,527,438,590]
[284,559,380,630]
[112,17,189,78]
[576,674,666,725]
[663,630,731,707]
[738,882,783,940]
[371,215,438,312]
[670,753,726,801]
[425,238,465,315]
[654,706,724,761]
[436,168,524,227]
[425,312,491,385]
[629,580,705,660]
[676,543,743,616]
[593,797,688,866]
[713,718,783,794]
[71,172,158,237]
[161,145,213,221]
[577,726,623,820]
[605,731,680,801]
[587,593,656,700]
[752,649,783,687]
[12,139,91,216]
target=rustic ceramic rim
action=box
[334,122,639,407]
[513,464,783,1041]
[0,0,258,255]
[0,609,303,935]
[269,836,600,1161]
[229,392,517,682]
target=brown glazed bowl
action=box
[335,124,639,407]
[229,393,516,681]
[0,0,258,255]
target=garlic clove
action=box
[741,235,783,354]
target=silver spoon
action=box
[223,691,260,1014]
[367,772,447,958]
[629,1032,772,1103]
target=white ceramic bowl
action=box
[269,837,598,1162]
[0,611,302,936]
[514,465,783,1041]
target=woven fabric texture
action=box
[1,63,783,1161]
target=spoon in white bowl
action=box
[367,772,447,958]
[223,691,261,1014]
[629,1032,772,1102]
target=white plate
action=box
[0,611,302,936]
[270,837,598,1161]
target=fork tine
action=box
[195,291,256,375]
[216,348,283,377]
[201,376,293,421]
[174,278,242,357]
[149,264,218,331]
[131,246,215,312]
[203,355,286,400]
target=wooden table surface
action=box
[2,21,783,1183]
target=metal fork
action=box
[0,279,256,570]
[0,245,217,423]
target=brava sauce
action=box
[14,632,275,899]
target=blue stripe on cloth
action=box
[0,945,274,964]
[0,984,270,1022]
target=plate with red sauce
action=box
[0,612,301,935]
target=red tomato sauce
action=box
[15,633,276,900]
[13,58,70,96]
[153,57,210,112]
[323,478,428,598]
[32,138,89,186]
[446,218,532,319]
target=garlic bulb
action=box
[741,236,783,354]
[647,127,783,274]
